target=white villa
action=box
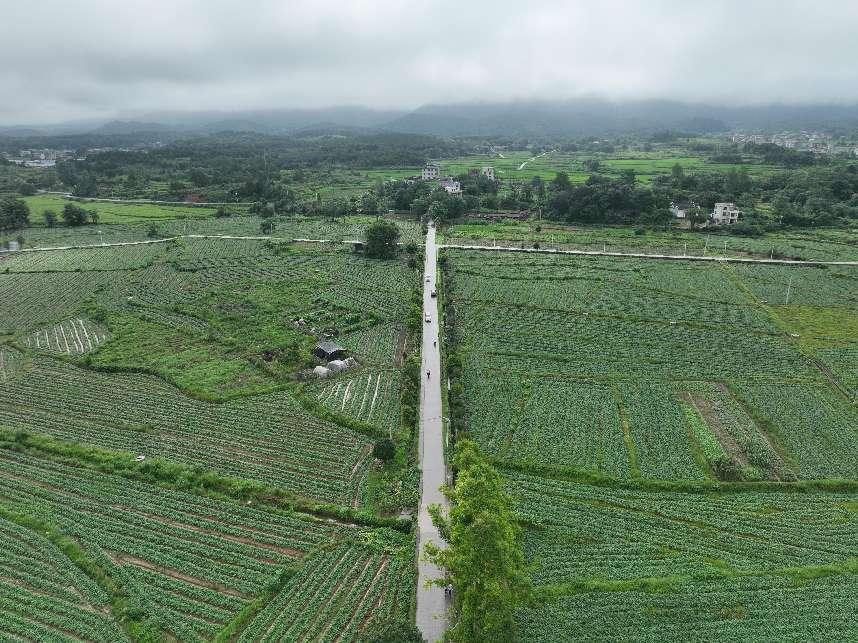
[711,202,741,226]
[481,166,496,181]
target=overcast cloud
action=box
[2,0,858,125]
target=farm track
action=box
[440,243,858,266]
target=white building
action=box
[422,162,441,181]
[481,166,495,181]
[711,202,741,226]
[439,177,462,195]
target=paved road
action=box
[416,223,449,642]
[439,243,858,267]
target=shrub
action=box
[372,438,396,463]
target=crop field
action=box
[0,218,418,640]
[0,357,374,504]
[311,369,402,437]
[4,211,421,250]
[238,540,413,642]
[22,318,108,354]
[444,242,858,641]
[0,450,409,641]
[508,471,858,641]
[22,194,223,224]
[446,248,858,480]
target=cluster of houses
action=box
[670,201,742,226]
[729,131,858,156]
[2,148,78,168]
[419,162,495,195]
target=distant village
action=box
[1,148,79,168]
[727,131,858,156]
[2,142,164,168]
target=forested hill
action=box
[7,100,858,143]
[384,100,858,137]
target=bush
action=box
[359,618,424,643]
[372,438,396,463]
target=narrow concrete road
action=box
[416,222,449,642]
[439,243,858,267]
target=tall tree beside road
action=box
[426,439,532,643]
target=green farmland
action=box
[441,246,858,640]
[22,194,226,223]
[0,224,422,640]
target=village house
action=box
[439,177,462,195]
[422,162,440,181]
[481,166,496,181]
[669,200,704,221]
[711,202,741,226]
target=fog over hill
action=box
[5,100,858,142]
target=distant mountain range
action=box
[4,100,858,141]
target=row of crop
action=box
[456,302,815,379]
[0,346,23,383]
[0,269,115,331]
[517,572,858,642]
[0,356,371,503]
[22,317,108,355]
[314,369,401,436]
[0,516,109,607]
[0,449,348,557]
[730,382,858,480]
[507,471,858,581]
[338,322,400,366]
[0,580,127,642]
[463,373,630,477]
[0,448,383,639]
[236,543,407,642]
[1,242,168,273]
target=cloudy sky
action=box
[2,0,858,125]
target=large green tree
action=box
[61,203,93,227]
[363,220,400,259]
[426,440,532,642]
[0,197,30,232]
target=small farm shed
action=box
[313,340,348,361]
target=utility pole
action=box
[785,274,793,305]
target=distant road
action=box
[439,243,858,267]
[517,148,557,171]
[415,223,449,642]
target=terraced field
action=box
[443,222,858,261]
